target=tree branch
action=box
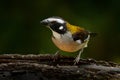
[0,54,119,80]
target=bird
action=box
[40,16,95,64]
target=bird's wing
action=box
[72,30,89,43]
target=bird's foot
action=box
[73,49,83,65]
[74,55,80,65]
[53,50,60,62]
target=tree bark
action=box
[0,54,119,80]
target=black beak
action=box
[40,20,49,25]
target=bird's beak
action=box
[40,19,49,25]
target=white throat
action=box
[52,31,61,39]
[52,31,73,42]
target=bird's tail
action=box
[89,32,98,37]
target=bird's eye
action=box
[50,23,67,34]
[59,26,64,30]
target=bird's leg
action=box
[54,50,60,56]
[74,48,84,65]
[53,50,60,61]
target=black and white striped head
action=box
[41,17,67,34]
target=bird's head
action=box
[41,16,67,34]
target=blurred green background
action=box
[0,0,120,63]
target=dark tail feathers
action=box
[89,32,98,37]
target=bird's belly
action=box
[52,37,86,52]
